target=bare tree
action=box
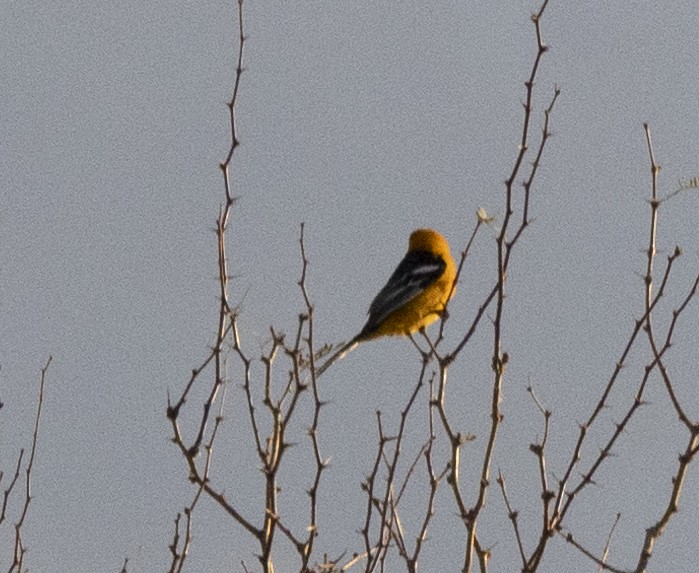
[167,2,699,572]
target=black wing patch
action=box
[359,250,446,337]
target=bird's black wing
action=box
[359,250,445,337]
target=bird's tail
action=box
[315,338,360,378]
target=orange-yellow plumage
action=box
[317,228,456,377]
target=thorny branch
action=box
[166,2,253,570]
[168,5,330,569]
[521,124,699,573]
[2,356,51,573]
[433,2,558,571]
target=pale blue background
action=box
[2,1,698,571]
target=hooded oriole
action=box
[316,228,457,377]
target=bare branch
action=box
[636,431,699,572]
[8,356,51,573]
[497,471,527,568]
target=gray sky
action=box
[2,1,699,571]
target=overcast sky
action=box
[2,1,699,571]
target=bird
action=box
[316,228,457,377]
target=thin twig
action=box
[9,356,51,573]
[166,2,249,570]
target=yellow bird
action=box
[317,228,457,377]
